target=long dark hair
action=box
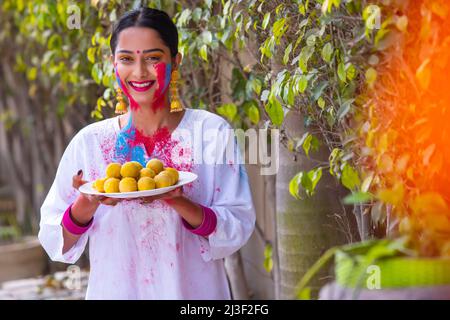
[110,7,178,57]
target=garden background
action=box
[1,0,449,299]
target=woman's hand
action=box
[138,186,184,205]
[139,186,204,228]
[72,170,121,206]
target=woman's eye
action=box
[146,56,161,62]
[119,56,132,62]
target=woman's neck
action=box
[119,97,184,135]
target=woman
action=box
[38,7,255,299]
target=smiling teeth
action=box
[131,82,151,88]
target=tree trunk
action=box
[275,110,356,299]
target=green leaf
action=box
[299,172,312,195]
[306,167,322,196]
[265,95,284,126]
[283,43,292,65]
[337,99,354,121]
[248,104,260,124]
[262,12,271,30]
[306,35,316,47]
[223,0,232,16]
[343,192,374,204]
[91,63,103,84]
[87,47,96,64]
[298,287,311,300]
[301,133,313,157]
[192,8,202,22]
[199,44,208,62]
[297,75,308,93]
[290,168,323,198]
[217,103,237,122]
[346,63,356,81]
[263,244,273,273]
[260,36,275,59]
[273,18,287,39]
[321,42,333,63]
[90,110,103,120]
[177,9,192,27]
[289,173,302,199]
[318,97,326,110]
[263,255,273,273]
[299,45,314,72]
[341,163,360,190]
[312,82,328,101]
[329,148,343,176]
[201,30,213,45]
[47,34,61,50]
[365,67,377,87]
[338,62,346,82]
[26,67,37,81]
[251,78,262,96]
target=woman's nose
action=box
[135,60,149,78]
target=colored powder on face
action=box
[152,62,172,111]
[114,63,141,111]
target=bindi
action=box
[136,50,140,54]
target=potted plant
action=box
[297,238,450,299]
[0,186,47,284]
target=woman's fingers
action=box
[96,195,121,206]
[163,187,183,199]
[72,169,87,190]
[139,196,155,204]
[139,187,184,204]
[100,198,120,206]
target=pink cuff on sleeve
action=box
[182,205,217,237]
[62,204,93,235]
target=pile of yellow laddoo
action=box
[93,159,179,193]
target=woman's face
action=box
[113,27,177,110]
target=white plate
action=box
[79,171,198,199]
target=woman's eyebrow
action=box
[116,49,164,54]
[143,48,164,54]
[116,49,134,54]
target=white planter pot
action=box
[0,236,47,283]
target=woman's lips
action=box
[128,80,156,92]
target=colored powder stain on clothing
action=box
[114,110,193,174]
[152,62,171,111]
[132,126,171,158]
[98,135,117,164]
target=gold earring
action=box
[170,69,183,113]
[115,85,127,114]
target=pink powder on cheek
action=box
[114,62,141,111]
[152,62,170,111]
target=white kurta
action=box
[38,108,256,299]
